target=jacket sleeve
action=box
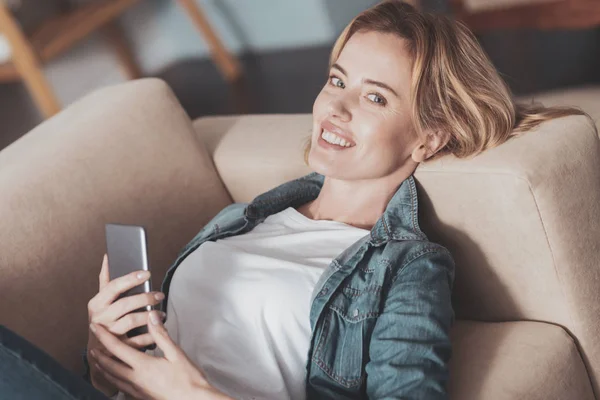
[365,247,455,400]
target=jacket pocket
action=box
[311,286,381,388]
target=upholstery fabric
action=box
[518,85,600,123]
[0,79,233,371]
[448,320,594,399]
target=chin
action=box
[308,155,349,180]
[307,152,333,176]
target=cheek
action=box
[359,113,416,153]
[358,113,398,145]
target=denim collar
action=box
[244,172,426,244]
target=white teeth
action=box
[321,130,354,147]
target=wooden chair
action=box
[449,0,600,31]
[0,0,242,118]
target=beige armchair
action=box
[1,79,598,399]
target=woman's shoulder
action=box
[384,239,455,285]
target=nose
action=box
[327,94,353,122]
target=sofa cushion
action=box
[193,114,313,202]
[517,85,600,122]
[449,320,594,399]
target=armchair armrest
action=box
[0,78,232,372]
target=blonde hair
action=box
[304,0,589,164]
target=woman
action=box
[0,1,585,399]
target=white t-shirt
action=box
[159,206,369,400]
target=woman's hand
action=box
[86,254,166,396]
[89,310,233,400]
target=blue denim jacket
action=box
[160,171,455,399]
[83,172,454,400]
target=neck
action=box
[299,167,415,229]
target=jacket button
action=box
[353,309,359,317]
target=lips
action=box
[320,120,356,146]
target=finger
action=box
[122,333,156,349]
[90,344,119,361]
[147,311,181,362]
[93,356,144,400]
[90,323,144,367]
[99,254,110,291]
[102,292,165,323]
[109,311,166,336]
[91,348,132,379]
[93,270,151,309]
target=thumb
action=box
[147,310,180,361]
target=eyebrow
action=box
[331,63,399,98]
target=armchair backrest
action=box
[193,113,600,394]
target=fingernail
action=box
[90,349,96,357]
[149,311,160,325]
[89,323,97,333]
[154,292,165,301]
[137,271,150,280]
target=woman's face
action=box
[309,31,421,180]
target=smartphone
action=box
[105,223,152,339]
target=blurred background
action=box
[0,0,598,150]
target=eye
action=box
[367,93,387,106]
[329,75,345,89]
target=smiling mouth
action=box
[320,129,356,148]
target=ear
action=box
[411,130,450,163]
